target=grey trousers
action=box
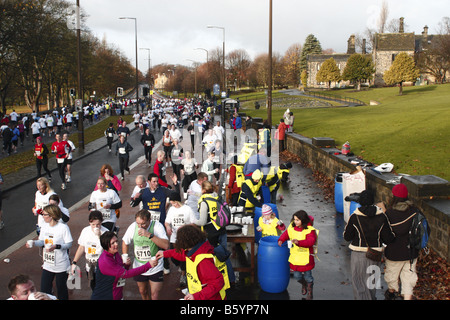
[350,250,382,300]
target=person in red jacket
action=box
[34,136,52,181]
[51,133,71,190]
[157,225,227,300]
[276,119,287,152]
[278,210,318,300]
[153,149,178,188]
[227,155,244,206]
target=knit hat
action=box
[169,192,181,202]
[252,169,262,180]
[358,189,374,206]
[392,183,408,199]
[261,204,273,216]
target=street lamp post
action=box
[140,47,151,108]
[207,25,226,94]
[76,0,84,149]
[119,17,139,113]
[194,47,209,91]
[186,59,198,95]
[268,0,273,127]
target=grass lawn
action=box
[238,84,450,181]
[0,115,132,176]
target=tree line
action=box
[2,0,448,113]
[0,0,137,114]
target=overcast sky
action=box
[78,0,449,73]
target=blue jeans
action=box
[293,270,314,283]
[217,232,236,283]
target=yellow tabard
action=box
[186,253,229,300]
[258,216,280,237]
[287,225,318,266]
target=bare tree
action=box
[377,0,389,33]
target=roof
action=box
[374,32,415,51]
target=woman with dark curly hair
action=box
[94,164,122,195]
[156,225,228,300]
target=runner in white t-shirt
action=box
[70,210,108,290]
[26,204,73,300]
[89,177,122,232]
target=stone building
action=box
[307,35,370,88]
[306,17,447,88]
[372,17,415,86]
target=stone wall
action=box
[373,50,414,86]
[284,132,450,261]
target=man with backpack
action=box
[384,183,430,300]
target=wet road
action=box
[0,125,162,253]
[0,118,389,301]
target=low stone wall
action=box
[285,132,450,262]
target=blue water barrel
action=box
[335,173,344,213]
[254,203,279,243]
[350,201,361,216]
[257,236,290,293]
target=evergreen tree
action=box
[342,54,375,90]
[300,34,322,73]
[383,52,420,95]
[316,58,341,89]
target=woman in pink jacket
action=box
[91,231,157,300]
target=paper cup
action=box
[28,293,37,300]
[121,254,128,263]
[27,240,34,248]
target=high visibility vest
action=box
[258,128,271,149]
[198,194,220,230]
[277,168,290,180]
[264,166,279,192]
[239,179,262,208]
[230,164,245,188]
[258,216,280,237]
[186,253,229,300]
[238,142,257,164]
[287,225,318,266]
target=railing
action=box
[302,90,365,106]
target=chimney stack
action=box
[347,35,356,54]
[399,17,404,33]
[422,25,429,39]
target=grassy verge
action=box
[239,84,450,181]
[0,115,132,176]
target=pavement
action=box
[0,114,390,301]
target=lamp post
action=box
[76,0,84,149]
[268,0,273,127]
[119,17,139,113]
[194,47,209,90]
[140,47,151,108]
[186,59,198,95]
[207,25,226,93]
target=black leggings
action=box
[36,158,52,178]
[144,146,153,164]
[118,156,129,177]
[57,159,67,183]
[41,269,68,300]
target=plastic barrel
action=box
[334,173,344,213]
[350,201,361,216]
[254,203,279,244]
[257,236,290,293]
